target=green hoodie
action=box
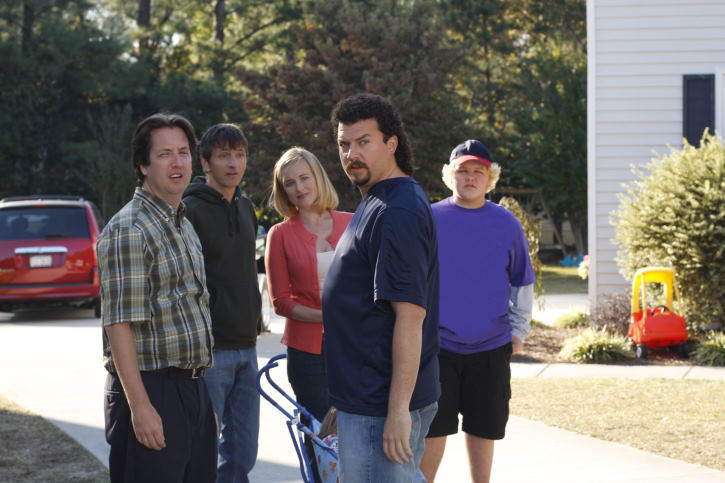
[183,176,261,349]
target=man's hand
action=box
[385,301,425,464]
[512,335,523,354]
[383,406,413,464]
[130,401,166,450]
[105,322,166,451]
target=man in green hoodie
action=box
[183,123,261,483]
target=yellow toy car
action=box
[628,267,689,359]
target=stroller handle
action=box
[256,353,338,483]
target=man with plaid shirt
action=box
[98,113,217,482]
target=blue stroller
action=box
[256,354,339,483]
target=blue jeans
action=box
[205,348,260,483]
[337,402,438,483]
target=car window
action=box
[0,206,91,240]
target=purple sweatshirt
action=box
[432,197,535,354]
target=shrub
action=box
[693,332,725,366]
[590,292,630,336]
[553,310,589,329]
[499,196,543,300]
[559,328,632,363]
[611,131,725,331]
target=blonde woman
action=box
[265,147,353,421]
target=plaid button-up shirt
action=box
[99,188,214,372]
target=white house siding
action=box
[587,0,725,306]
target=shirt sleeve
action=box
[264,224,298,317]
[372,207,431,309]
[509,284,534,341]
[97,225,150,326]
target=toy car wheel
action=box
[674,342,690,359]
[635,344,648,359]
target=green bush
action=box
[499,196,543,301]
[553,310,589,328]
[559,328,632,363]
[612,131,725,331]
[693,332,725,366]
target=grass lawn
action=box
[511,378,725,471]
[0,394,108,482]
[541,264,588,295]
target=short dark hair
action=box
[331,93,414,175]
[131,113,197,186]
[198,123,248,164]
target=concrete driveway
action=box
[2,307,723,482]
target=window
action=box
[0,207,90,240]
[683,74,715,147]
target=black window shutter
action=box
[683,74,715,147]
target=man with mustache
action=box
[322,93,440,482]
[98,113,217,482]
[183,124,262,483]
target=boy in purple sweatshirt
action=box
[421,140,535,483]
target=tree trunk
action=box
[21,0,35,57]
[213,0,226,86]
[567,210,587,255]
[137,0,151,58]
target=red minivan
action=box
[0,195,103,316]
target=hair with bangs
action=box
[198,123,248,163]
[441,161,502,193]
[269,147,339,218]
[132,112,197,187]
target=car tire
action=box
[94,299,101,318]
[635,344,648,359]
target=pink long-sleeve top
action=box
[264,210,353,354]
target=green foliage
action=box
[590,292,630,336]
[693,332,725,367]
[442,0,588,252]
[559,328,633,363]
[507,39,587,253]
[0,0,587,231]
[499,196,543,300]
[239,0,470,209]
[612,132,725,331]
[554,310,589,329]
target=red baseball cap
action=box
[449,140,492,167]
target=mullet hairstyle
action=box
[331,93,414,175]
[269,147,340,219]
[132,112,197,187]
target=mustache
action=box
[346,161,368,170]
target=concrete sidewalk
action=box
[1,304,724,482]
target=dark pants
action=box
[104,370,218,483]
[287,345,330,483]
[286,345,330,422]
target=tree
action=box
[440,0,587,253]
[239,0,470,210]
[507,38,587,253]
[0,0,131,204]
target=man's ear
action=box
[387,135,398,153]
[201,157,210,173]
